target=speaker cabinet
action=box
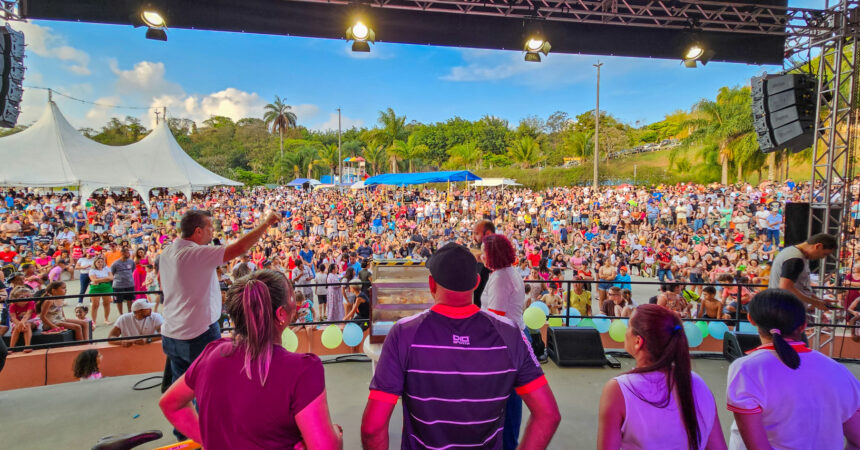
[546,327,609,367]
[723,331,762,362]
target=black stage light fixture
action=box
[131,4,168,41]
[346,19,375,52]
[0,24,25,128]
[523,21,550,63]
[683,41,715,68]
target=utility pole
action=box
[593,60,603,190]
[154,110,161,125]
[337,107,342,189]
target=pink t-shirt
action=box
[185,338,325,450]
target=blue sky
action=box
[5,0,825,132]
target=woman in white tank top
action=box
[598,304,727,450]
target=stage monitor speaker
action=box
[723,331,762,362]
[546,327,612,367]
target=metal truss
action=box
[0,1,21,21]
[806,0,859,354]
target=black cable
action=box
[133,375,163,391]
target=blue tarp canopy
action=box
[286,178,321,187]
[364,171,481,186]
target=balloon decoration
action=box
[564,308,582,327]
[321,325,343,349]
[531,301,550,316]
[342,323,364,347]
[738,321,757,334]
[281,328,298,352]
[548,317,564,327]
[696,321,709,338]
[593,314,611,333]
[684,322,703,348]
[577,318,595,329]
[523,306,547,330]
[608,320,627,343]
[708,321,729,340]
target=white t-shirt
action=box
[77,256,94,275]
[89,267,111,282]
[480,266,526,330]
[159,238,225,340]
[616,370,716,450]
[754,210,770,229]
[727,342,860,450]
[115,312,164,337]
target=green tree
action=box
[368,107,408,173]
[263,96,298,159]
[446,141,482,170]
[315,144,340,180]
[507,136,544,168]
[389,135,428,173]
[362,144,387,175]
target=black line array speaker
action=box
[751,73,817,154]
[723,331,762,362]
[783,202,842,247]
[546,327,610,367]
[0,24,24,128]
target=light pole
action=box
[593,60,603,190]
[337,107,342,189]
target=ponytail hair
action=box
[748,289,806,370]
[628,304,700,450]
[226,269,294,386]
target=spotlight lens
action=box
[685,45,704,60]
[352,22,369,41]
[526,38,544,52]
[141,10,165,28]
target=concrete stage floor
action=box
[5,356,860,449]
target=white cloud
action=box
[85,96,123,124]
[315,112,364,131]
[110,59,183,98]
[9,22,91,75]
[292,103,320,121]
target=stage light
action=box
[146,28,168,41]
[346,20,376,52]
[523,36,551,63]
[682,41,713,68]
[685,44,704,61]
[141,10,166,28]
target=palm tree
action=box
[376,108,408,173]
[446,141,483,170]
[362,144,387,175]
[315,144,340,180]
[507,136,544,168]
[684,86,757,184]
[389,135,428,173]
[263,96,298,159]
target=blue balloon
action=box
[562,308,581,326]
[532,301,550,316]
[684,322,703,347]
[342,323,364,347]
[738,321,757,334]
[708,321,729,340]
[593,314,611,333]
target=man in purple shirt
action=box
[361,243,561,449]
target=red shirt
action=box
[527,252,541,268]
[657,252,672,269]
[0,250,16,263]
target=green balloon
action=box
[608,320,627,343]
[548,317,564,327]
[578,318,596,329]
[281,328,298,352]
[524,307,547,330]
[696,321,709,338]
[321,325,343,349]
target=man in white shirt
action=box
[159,209,279,397]
[109,299,164,347]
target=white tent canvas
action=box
[472,178,522,187]
[0,102,241,206]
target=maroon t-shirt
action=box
[185,338,324,450]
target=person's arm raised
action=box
[520,383,562,449]
[223,213,280,263]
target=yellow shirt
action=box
[569,290,592,315]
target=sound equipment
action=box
[723,331,762,362]
[0,24,24,128]
[546,327,619,368]
[783,202,842,247]
[751,73,817,154]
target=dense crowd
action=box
[1,178,859,350]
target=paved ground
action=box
[6,357,859,449]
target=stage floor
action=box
[5,357,859,449]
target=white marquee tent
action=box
[0,102,241,206]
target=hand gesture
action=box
[264,213,281,227]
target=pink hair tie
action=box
[769,328,781,336]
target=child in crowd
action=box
[73,349,103,381]
[40,281,90,341]
[292,290,316,353]
[698,286,728,320]
[8,286,40,352]
[74,304,93,331]
[540,287,564,316]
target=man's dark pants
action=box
[162,322,221,440]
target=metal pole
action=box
[337,107,342,189]
[633,164,637,185]
[593,61,603,190]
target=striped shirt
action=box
[369,303,546,450]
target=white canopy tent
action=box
[0,102,241,206]
[471,178,522,187]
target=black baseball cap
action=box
[426,242,478,292]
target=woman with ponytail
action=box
[159,270,342,449]
[598,304,726,450]
[727,289,860,450]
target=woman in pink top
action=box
[160,270,342,449]
[598,304,726,450]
